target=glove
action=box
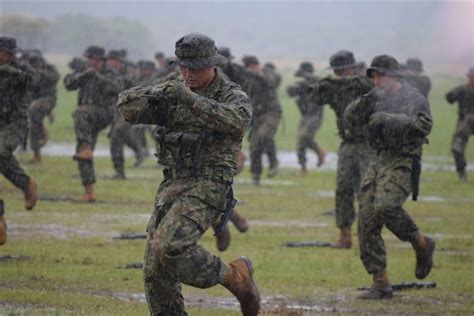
[163,81,198,106]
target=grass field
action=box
[0,64,473,315]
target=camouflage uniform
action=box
[446,72,474,180]
[223,56,281,183]
[402,58,431,99]
[0,45,37,192]
[63,46,118,186]
[310,51,373,230]
[26,53,59,157]
[287,63,324,169]
[118,34,256,315]
[345,56,432,276]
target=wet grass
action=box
[1,153,473,315]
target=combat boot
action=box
[411,234,435,279]
[223,257,261,316]
[24,178,38,210]
[358,270,393,299]
[267,165,278,178]
[74,184,96,203]
[457,170,468,183]
[73,144,93,161]
[230,209,249,233]
[38,125,48,147]
[0,201,7,246]
[331,227,352,249]
[216,225,231,252]
[316,148,326,167]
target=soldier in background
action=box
[446,67,474,182]
[345,55,435,299]
[23,50,60,163]
[355,61,367,76]
[64,46,119,202]
[0,37,38,210]
[402,58,431,98]
[309,50,373,249]
[287,61,326,175]
[118,33,260,316]
[0,200,6,245]
[154,51,166,68]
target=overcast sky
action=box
[2,1,473,73]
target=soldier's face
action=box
[371,72,400,92]
[87,57,103,70]
[0,50,14,64]
[141,67,154,78]
[246,63,260,71]
[106,59,123,71]
[179,66,216,91]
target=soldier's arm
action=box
[309,78,333,106]
[192,88,252,138]
[446,86,462,104]
[63,69,94,90]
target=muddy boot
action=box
[359,270,393,299]
[112,169,126,180]
[73,143,93,161]
[331,227,352,249]
[411,234,436,279]
[316,147,326,167]
[300,165,308,176]
[28,151,42,164]
[0,201,6,246]
[24,178,38,210]
[216,225,231,252]
[231,209,249,233]
[223,257,261,316]
[74,184,96,203]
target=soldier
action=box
[402,58,432,98]
[117,33,260,316]
[154,51,166,68]
[0,37,38,210]
[136,60,160,85]
[446,67,474,182]
[287,61,326,175]
[23,50,60,163]
[0,200,5,245]
[309,51,373,248]
[345,55,435,299]
[64,46,119,202]
[106,50,147,179]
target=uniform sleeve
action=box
[192,88,252,139]
[446,86,463,104]
[63,70,89,91]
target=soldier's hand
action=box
[117,87,149,123]
[0,64,20,75]
[163,81,198,106]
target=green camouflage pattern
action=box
[446,85,474,172]
[402,70,431,98]
[348,82,432,275]
[118,68,251,315]
[0,60,37,190]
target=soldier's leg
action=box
[263,114,280,177]
[451,127,469,180]
[109,118,128,179]
[29,97,54,158]
[296,118,309,169]
[73,108,95,160]
[144,203,186,315]
[249,128,264,184]
[128,125,149,165]
[335,143,358,229]
[0,125,31,191]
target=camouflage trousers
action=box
[28,96,56,152]
[109,114,148,174]
[451,115,474,172]
[358,152,419,275]
[144,176,229,315]
[73,106,112,186]
[297,114,323,166]
[248,111,281,178]
[335,141,371,228]
[0,120,30,191]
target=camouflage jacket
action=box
[345,81,432,156]
[310,75,373,141]
[402,70,431,98]
[117,69,252,177]
[64,66,120,109]
[287,74,322,116]
[222,62,281,117]
[30,63,60,100]
[446,84,474,119]
[0,60,38,128]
